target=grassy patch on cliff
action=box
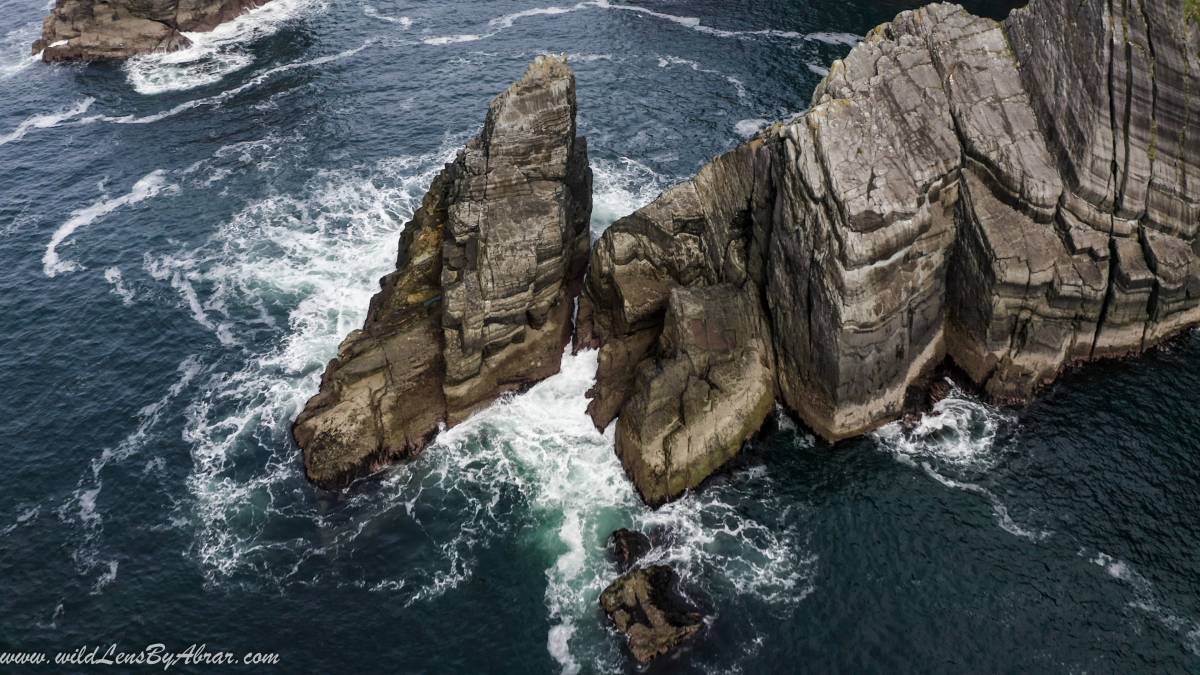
[1188,0,1200,25]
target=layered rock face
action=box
[294,56,591,488]
[33,0,269,61]
[580,0,1199,503]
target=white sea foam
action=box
[363,5,412,28]
[874,381,1051,541]
[104,266,137,305]
[88,42,369,126]
[735,118,770,138]
[57,356,202,591]
[124,0,326,95]
[1,505,41,537]
[595,0,861,45]
[807,63,830,77]
[91,560,119,594]
[588,156,670,235]
[422,2,591,45]
[422,33,488,45]
[490,5,578,29]
[0,22,43,80]
[421,0,857,49]
[398,349,815,672]
[43,170,174,278]
[1088,550,1200,654]
[0,97,95,146]
[174,146,459,578]
[657,55,747,100]
[806,31,862,46]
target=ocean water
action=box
[2,0,1199,672]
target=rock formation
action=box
[599,565,705,664]
[33,0,270,61]
[293,56,591,488]
[579,0,1199,503]
[609,528,652,572]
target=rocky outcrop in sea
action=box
[33,0,270,61]
[599,564,705,664]
[293,55,592,488]
[579,0,1199,504]
[294,0,1197,506]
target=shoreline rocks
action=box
[292,0,1197,507]
[580,0,1200,503]
[599,565,705,664]
[33,0,271,62]
[293,55,591,488]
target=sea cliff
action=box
[295,0,1199,505]
[580,0,1199,504]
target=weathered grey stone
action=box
[615,284,775,505]
[33,0,270,61]
[294,56,590,488]
[440,56,592,423]
[580,0,1200,505]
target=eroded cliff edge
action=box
[32,0,271,61]
[579,0,1199,505]
[294,55,591,488]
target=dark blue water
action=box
[2,0,1198,672]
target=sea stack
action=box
[33,0,272,61]
[578,0,1199,504]
[293,55,592,488]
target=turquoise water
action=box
[3,0,1199,672]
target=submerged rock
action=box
[599,565,704,664]
[33,0,271,61]
[293,55,591,488]
[580,0,1200,504]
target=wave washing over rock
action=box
[578,0,1200,504]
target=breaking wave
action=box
[588,155,671,235]
[873,380,1052,541]
[123,0,327,95]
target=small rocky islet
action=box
[32,0,1200,665]
[32,0,272,61]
